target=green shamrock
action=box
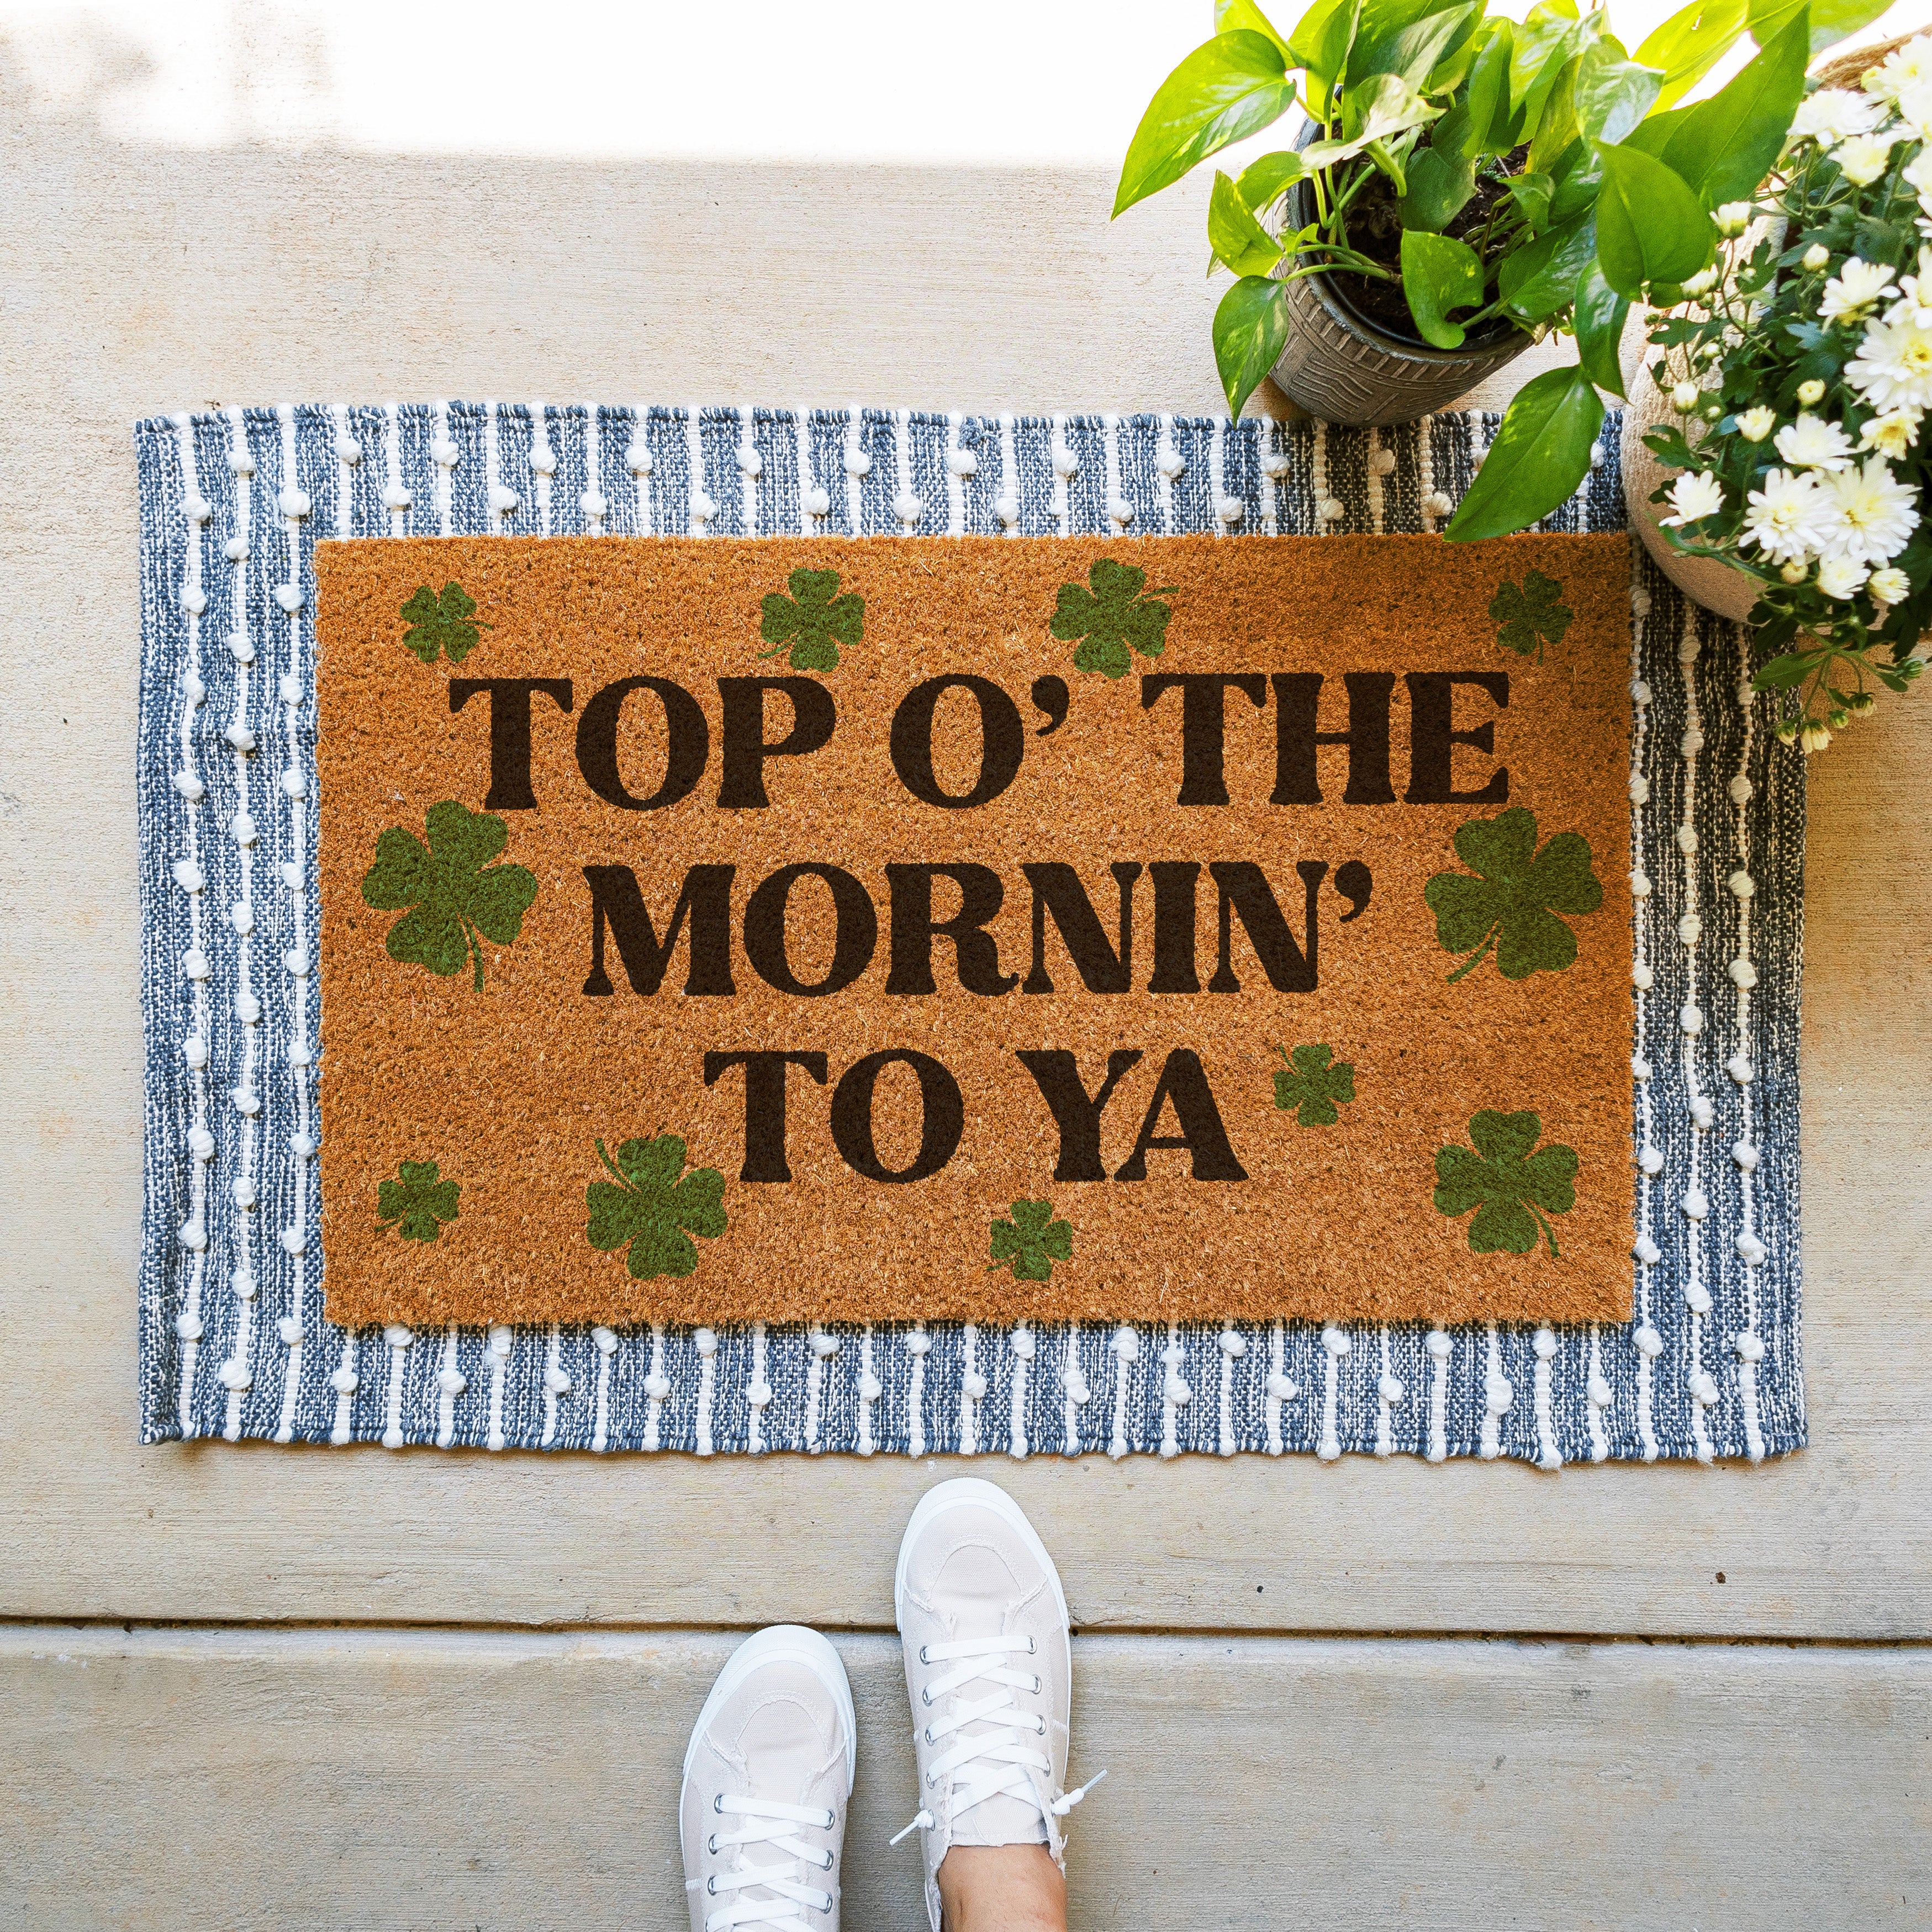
[1271,1043,1356,1127]
[1049,558,1175,679]
[359,799,539,993]
[758,567,864,672]
[1423,807,1602,985]
[1432,1110,1577,1258]
[585,1134,727,1280]
[399,581,491,664]
[1488,571,1571,665]
[986,1199,1074,1282]
[376,1159,461,1243]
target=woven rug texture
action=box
[133,402,1806,1464]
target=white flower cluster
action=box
[1724,45,1932,599]
[1739,461,1917,599]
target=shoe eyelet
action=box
[1027,1636,1037,1654]
[713,1793,725,1814]
[923,1725,935,1744]
[706,1877,717,1896]
[821,1809,835,1830]
[820,1851,835,1871]
[919,1645,930,1665]
[920,1687,932,1706]
[1032,1675,1042,1694]
[1035,1715,1046,1735]
[707,1834,719,1855]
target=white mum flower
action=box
[1887,247,1932,326]
[1735,405,1777,442]
[1864,34,1932,102]
[1791,86,1886,148]
[1670,379,1703,411]
[1846,307,1932,411]
[1906,149,1932,205]
[1799,721,1833,753]
[1715,201,1753,235]
[1860,407,1923,458]
[1820,256,1897,323]
[1870,564,1912,604]
[1660,471,1725,526]
[1896,78,1932,141]
[1816,554,1870,599]
[1772,411,1856,469]
[1802,242,1831,271]
[1741,468,1828,564]
[1836,132,1903,186]
[1817,455,1922,564]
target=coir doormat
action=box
[134,403,1804,1465]
[316,532,1634,1333]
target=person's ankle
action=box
[936,1844,1068,1932]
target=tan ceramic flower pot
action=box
[1619,353,1765,623]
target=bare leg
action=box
[937,1844,1068,1932]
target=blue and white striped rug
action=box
[133,402,1804,1465]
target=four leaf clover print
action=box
[585,1134,729,1280]
[1433,1110,1577,1258]
[1049,558,1175,678]
[376,1160,461,1243]
[759,567,864,671]
[987,1199,1074,1282]
[399,582,490,664]
[1271,1043,1356,1127]
[1489,571,1571,664]
[360,800,539,993]
[1424,807,1602,985]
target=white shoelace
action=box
[693,1793,837,1932]
[889,1634,1106,1847]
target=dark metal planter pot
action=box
[1269,176,1530,425]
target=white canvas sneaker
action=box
[890,1478,1105,1931]
[680,1625,857,1932]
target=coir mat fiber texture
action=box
[315,531,1635,1333]
[133,403,1803,1464]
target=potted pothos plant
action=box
[1113,0,1881,539]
